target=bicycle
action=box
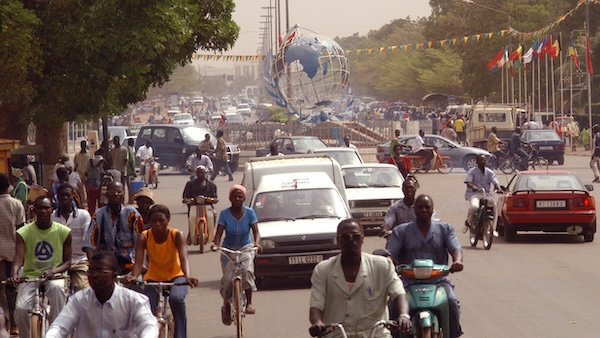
[3,275,67,338]
[310,320,400,338]
[499,144,549,174]
[467,190,500,250]
[212,246,258,338]
[144,281,187,338]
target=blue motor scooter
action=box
[398,259,452,338]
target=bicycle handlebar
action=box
[213,246,258,255]
[2,274,67,284]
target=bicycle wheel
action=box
[499,158,515,174]
[530,157,549,171]
[482,219,494,250]
[233,279,243,338]
[30,314,43,338]
[198,220,205,253]
[437,158,453,174]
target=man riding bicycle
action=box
[487,127,505,166]
[463,155,502,234]
[510,127,530,170]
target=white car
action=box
[167,106,181,115]
[341,163,405,230]
[172,113,194,125]
[237,103,252,117]
[193,97,204,105]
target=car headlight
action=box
[260,239,276,249]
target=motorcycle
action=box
[405,146,453,174]
[467,190,498,250]
[143,157,160,189]
[398,259,453,338]
[184,195,218,253]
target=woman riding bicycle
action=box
[127,204,198,338]
[211,185,262,325]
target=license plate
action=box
[536,200,566,208]
[288,255,323,265]
[539,146,553,150]
[363,211,385,217]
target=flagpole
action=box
[537,55,541,118]
[545,43,550,115]
[501,60,505,104]
[532,54,535,118]
[586,2,593,149]
[551,43,556,119]
[559,32,564,117]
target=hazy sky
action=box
[227,0,432,55]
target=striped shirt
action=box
[0,194,25,261]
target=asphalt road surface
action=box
[149,153,599,337]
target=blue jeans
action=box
[143,276,189,338]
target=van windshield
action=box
[253,188,347,221]
[180,127,215,143]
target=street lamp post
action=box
[462,0,513,105]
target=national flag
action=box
[568,39,580,68]
[543,35,554,59]
[499,47,509,68]
[487,48,504,70]
[535,37,547,59]
[586,35,594,75]
[523,46,534,68]
[530,39,539,60]
[549,39,561,59]
[511,45,523,69]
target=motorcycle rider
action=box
[487,127,505,168]
[386,195,464,338]
[411,130,436,169]
[136,139,154,177]
[182,165,217,242]
[510,127,529,170]
[185,147,214,176]
[380,176,419,238]
[462,154,501,234]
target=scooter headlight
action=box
[260,239,276,249]
[413,267,433,279]
[195,196,206,204]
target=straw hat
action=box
[133,187,155,204]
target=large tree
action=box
[0,0,239,184]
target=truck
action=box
[466,103,524,149]
[241,154,354,285]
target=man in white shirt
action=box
[136,139,154,176]
[411,130,435,169]
[341,136,357,149]
[0,173,25,335]
[50,183,92,292]
[46,252,158,338]
[185,147,214,174]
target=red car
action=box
[497,171,596,242]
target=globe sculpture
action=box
[264,25,350,112]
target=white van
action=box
[242,155,353,284]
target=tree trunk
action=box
[36,123,67,188]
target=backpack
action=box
[87,158,103,188]
[100,172,115,196]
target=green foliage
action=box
[268,106,290,123]
[0,0,239,126]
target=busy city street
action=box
[151,152,600,338]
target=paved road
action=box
[149,154,600,337]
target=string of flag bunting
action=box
[192,0,597,61]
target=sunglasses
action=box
[339,233,363,241]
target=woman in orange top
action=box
[129,204,198,338]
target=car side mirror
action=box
[585,184,594,191]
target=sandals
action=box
[221,304,232,326]
[246,305,256,315]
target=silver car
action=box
[376,134,490,171]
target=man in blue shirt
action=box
[463,154,501,233]
[386,195,464,338]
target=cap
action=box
[64,160,74,170]
[133,187,155,204]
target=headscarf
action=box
[229,184,246,198]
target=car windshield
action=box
[515,174,585,191]
[174,114,192,121]
[293,138,327,152]
[523,131,561,141]
[181,127,215,143]
[253,188,347,221]
[342,167,403,188]
[315,150,361,165]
